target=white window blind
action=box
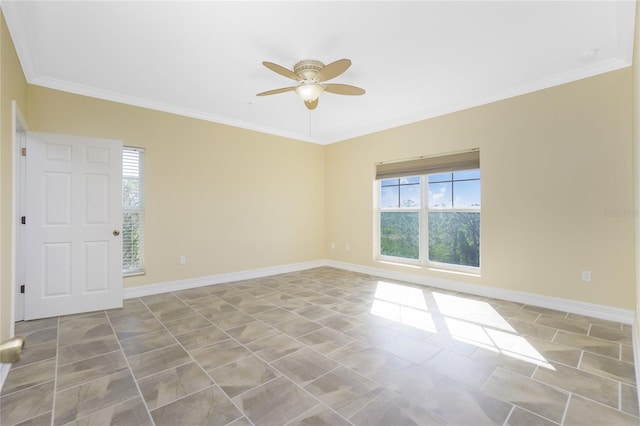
[122,147,144,275]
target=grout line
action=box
[105,298,157,426]
[49,316,60,426]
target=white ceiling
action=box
[1,1,636,145]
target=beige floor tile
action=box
[54,370,139,425]
[535,315,590,335]
[56,351,128,391]
[74,396,152,426]
[349,390,447,426]
[57,334,120,366]
[424,349,497,388]
[190,339,251,370]
[138,362,212,410]
[508,318,557,341]
[327,341,396,376]
[376,334,440,364]
[505,407,559,426]
[481,367,569,423]
[421,380,513,425]
[151,385,242,426]
[553,329,620,359]
[270,347,338,386]
[173,325,229,350]
[305,365,382,418]
[7,340,56,369]
[533,361,619,408]
[297,327,354,354]
[273,317,323,338]
[127,344,192,380]
[246,332,305,363]
[580,351,636,385]
[621,383,639,417]
[2,267,637,426]
[58,315,113,346]
[589,324,633,345]
[208,355,279,398]
[233,376,319,425]
[2,359,55,396]
[161,313,212,335]
[367,356,444,402]
[564,394,639,426]
[119,329,176,357]
[251,307,301,326]
[287,404,352,426]
[0,381,54,426]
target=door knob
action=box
[113,230,120,236]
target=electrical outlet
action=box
[331,242,335,250]
[582,270,591,282]
[180,256,186,265]
[345,244,350,252]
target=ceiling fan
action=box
[257,58,365,110]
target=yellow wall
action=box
[325,69,635,309]
[0,12,27,343]
[26,86,326,290]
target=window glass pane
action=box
[453,170,480,180]
[380,212,419,259]
[429,182,452,208]
[400,176,420,184]
[453,180,481,208]
[429,173,452,183]
[381,178,400,187]
[400,182,420,208]
[122,178,140,208]
[381,185,399,208]
[123,211,143,272]
[428,212,480,267]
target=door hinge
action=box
[21,147,26,156]
[21,216,26,225]
[20,285,24,294]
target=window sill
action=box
[123,271,145,277]
[377,258,480,277]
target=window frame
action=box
[376,170,481,273]
[122,146,145,276]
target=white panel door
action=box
[25,132,123,320]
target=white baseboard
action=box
[0,363,10,393]
[326,260,636,325]
[123,259,327,299]
[123,258,635,324]
[634,316,640,409]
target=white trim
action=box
[123,258,634,325]
[327,260,636,324]
[0,363,11,393]
[123,260,327,299]
[634,317,640,408]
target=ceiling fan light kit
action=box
[257,58,365,110]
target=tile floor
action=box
[1,267,638,425]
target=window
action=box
[122,147,144,275]
[377,151,480,270]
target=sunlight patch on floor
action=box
[371,281,554,370]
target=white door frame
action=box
[12,100,28,330]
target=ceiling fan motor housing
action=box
[294,59,325,81]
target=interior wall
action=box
[26,86,326,290]
[325,68,635,310]
[0,12,27,343]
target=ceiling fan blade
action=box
[305,99,318,110]
[323,83,365,96]
[256,86,296,96]
[262,61,300,81]
[316,59,351,82]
